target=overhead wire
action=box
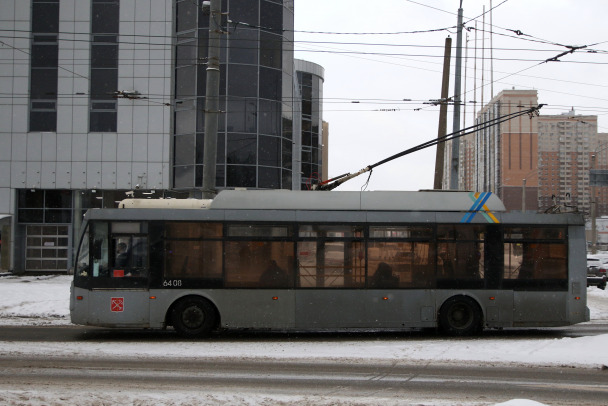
[1,5,606,118]
[315,105,544,190]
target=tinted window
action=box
[90,68,118,99]
[258,167,280,188]
[282,169,292,189]
[45,190,72,208]
[297,241,364,288]
[176,0,197,32]
[91,44,118,68]
[196,132,226,164]
[32,3,59,33]
[226,98,257,133]
[299,225,363,238]
[282,139,292,169]
[31,44,58,67]
[176,40,197,67]
[174,165,195,188]
[260,31,281,69]
[227,134,256,164]
[227,65,258,97]
[260,0,283,32]
[227,224,291,237]
[225,241,294,288]
[259,67,281,100]
[229,28,258,64]
[174,134,196,165]
[30,68,58,99]
[165,222,222,238]
[368,242,435,288]
[176,65,196,98]
[370,226,433,239]
[92,3,119,33]
[258,135,280,166]
[227,165,256,187]
[175,107,196,135]
[230,0,259,26]
[259,100,280,135]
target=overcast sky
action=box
[293,0,608,191]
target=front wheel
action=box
[438,296,482,336]
[171,297,217,338]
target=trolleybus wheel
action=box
[438,296,482,336]
[171,296,217,338]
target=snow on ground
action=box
[1,274,608,405]
[1,274,608,369]
[0,274,71,326]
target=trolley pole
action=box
[450,1,464,190]
[434,37,452,190]
[202,0,222,199]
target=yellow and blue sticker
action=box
[460,192,500,223]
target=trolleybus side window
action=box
[297,225,365,288]
[368,226,434,289]
[224,225,294,288]
[503,226,568,290]
[436,225,485,289]
[164,222,222,284]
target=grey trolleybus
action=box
[70,190,589,337]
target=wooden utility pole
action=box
[434,37,452,189]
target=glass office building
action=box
[174,0,298,190]
[0,0,325,273]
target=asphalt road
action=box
[2,325,608,404]
[0,354,607,405]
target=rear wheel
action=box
[438,296,482,336]
[171,297,217,338]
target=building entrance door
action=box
[25,225,70,272]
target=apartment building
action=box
[462,89,604,215]
[462,89,539,211]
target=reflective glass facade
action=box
[174,0,296,190]
[296,67,324,189]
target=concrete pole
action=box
[592,154,597,254]
[202,0,222,199]
[450,1,464,190]
[434,37,452,190]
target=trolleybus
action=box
[70,190,588,337]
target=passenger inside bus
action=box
[115,242,129,267]
[438,251,454,278]
[259,259,290,288]
[369,262,398,288]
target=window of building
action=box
[18,190,72,224]
[89,0,119,132]
[29,1,59,132]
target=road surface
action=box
[1,325,608,404]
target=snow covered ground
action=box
[1,274,608,405]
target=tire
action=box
[438,296,482,336]
[171,296,217,338]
